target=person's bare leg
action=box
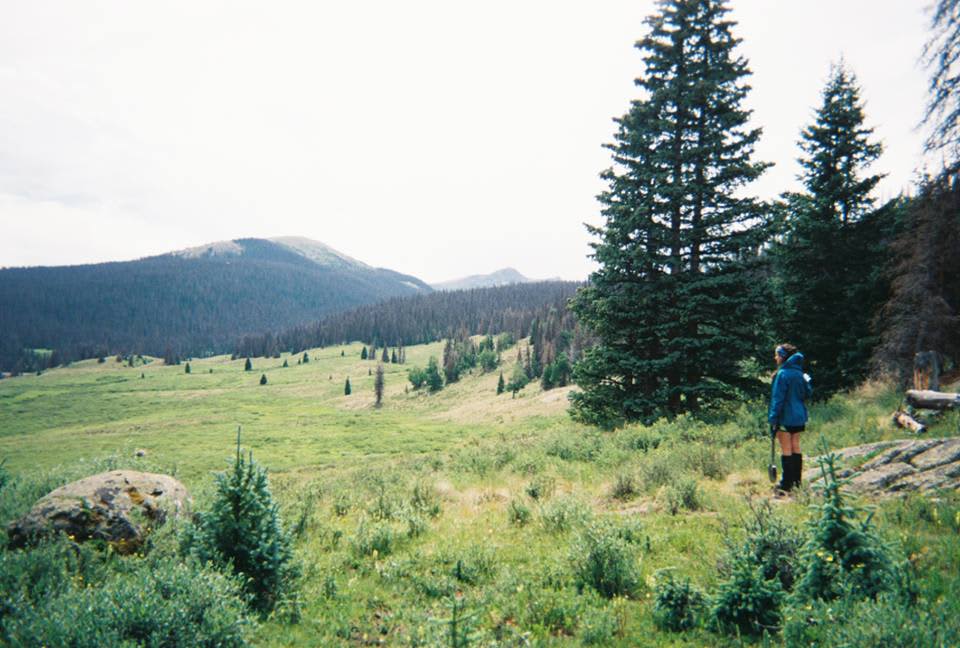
[777,431,793,456]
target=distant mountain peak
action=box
[269,236,371,269]
[432,267,531,291]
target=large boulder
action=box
[805,438,960,496]
[7,470,190,553]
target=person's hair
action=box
[775,343,798,360]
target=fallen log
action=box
[892,410,927,434]
[905,389,960,410]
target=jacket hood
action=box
[782,352,804,371]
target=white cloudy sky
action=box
[0,1,938,282]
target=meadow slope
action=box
[1,342,958,646]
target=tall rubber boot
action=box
[777,455,792,492]
[794,454,803,489]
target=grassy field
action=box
[1,341,958,646]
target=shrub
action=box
[618,428,663,453]
[508,499,531,526]
[404,511,428,539]
[183,435,299,616]
[664,476,701,515]
[610,472,638,501]
[525,475,556,501]
[522,587,582,636]
[711,559,784,636]
[794,452,902,602]
[678,442,731,480]
[653,570,705,632]
[4,557,250,647]
[639,453,676,491]
[783,593,960,648]
[332,493,351,517]
[350,519,397,558]
[409,480,442,517]
[544,434,601,462]
[572,521,641,599]
[540,496,590,534]
[578,604,619,645]
[720,500,803,592]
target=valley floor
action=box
[1,342,958,646]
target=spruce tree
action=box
[184,362,191,374]
[496,371,505,395]
[282,359,289,368]
[344,376,352,395]
[775,62,886,396]
[184,430,298,614]
[923,0,960,167]
[302,351,309,364]
[391,349,398,364]
[381,347,389,363]
[571,0,771,426]
[260,373,268,385]
[425,356,444,392]
[361,346,368,360]
[244,357,252,371]
[374,363,385,407]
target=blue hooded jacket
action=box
[768,352,811,429]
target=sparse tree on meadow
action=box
[344,377,352,395]
[244,357,253,371]
[185,362,191,374]
[259,373,267,385]
[374,363,385,407]
[361,346,368,360]
[302,352,309,364]
[425,356,444,392]
[391,349,398,364]
[497,371,505,395]
[381,347,389,363]
[282,359,289,368]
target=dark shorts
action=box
[783,425,805,433]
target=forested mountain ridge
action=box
[0,237,431,372]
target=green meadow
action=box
[1,341,959,645]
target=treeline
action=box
[233,281,585,360]
[0,238,429,372]
[571,0,960,426]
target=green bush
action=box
[711,559,784,637]
[508,499,532,526]
[578,603,619,645]
[618,427,663,453]
[182,436,299,616]
[783,593,960,648]
[664,476,701,515]
[525,475,556,501]
[522,587,582,636]
[653,569,705,632]
[795,452,902,602]
[720,500,803,592]
[572,521,641,599]
[410,480,442,517]
[544,433,601,462]
[4,557,250,647]
[350,519,398,558]
[610,472,638,501]
[540,496,590,534]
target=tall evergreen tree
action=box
[344,376,352,395]
[775,62,886,396]
[497,371,505,395]
[923,0,960,168]
[381,347,389,363]
[244,357,252,371]
[571,0,771,426]
[360,346,368,360]
[374,363,385,407]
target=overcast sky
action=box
[0,1,937,282]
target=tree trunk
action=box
[913,351,941,391]
[905,389,960,410]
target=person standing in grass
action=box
[769,343,812,492]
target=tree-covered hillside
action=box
[0,238,430,372]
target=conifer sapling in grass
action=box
[497,371,505,395]
[184,362,191,374]
[361,346,368,360]
[259,373,267,385]
[302,351,309,364]
[344,376,351,395]
[244,357,252,371]
[184,430,299,616]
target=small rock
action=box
[7,470,189,553]
[134,448,147,457]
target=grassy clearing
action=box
[1,343,958,645]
